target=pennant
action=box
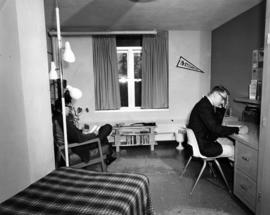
[176,56,204,73]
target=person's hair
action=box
[209,85,230,96]
[54,89,72,113]
[64,90,72,105]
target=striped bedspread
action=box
[0,167,154,215]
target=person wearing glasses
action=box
[187,85,248,159]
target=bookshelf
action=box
[113,125,156,152]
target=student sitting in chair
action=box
[188,85,248,160]
[54,87,116,165]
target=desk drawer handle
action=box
[240,184,248,191]
[241,156,249,161]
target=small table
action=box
[113,124,156,153]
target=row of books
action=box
[249,49,263,100]
[122,135,150,145]
[120,130,150,135]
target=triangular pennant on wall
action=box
[176,56,204,73]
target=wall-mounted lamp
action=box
[63,41,75,63]
[66,85,82,100]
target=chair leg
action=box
[102,159,107,172]
[214,159,231,193]
[208,161,217,178]
[190,160,207,195]
[180,156,192,178]
[96,142,106,172]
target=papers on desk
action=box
[226,124,242,128]
[224,121,243,128]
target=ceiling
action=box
[44,0,263,32]
[0,0,7,9]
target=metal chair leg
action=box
[180,156,192,178]
[190,159,207,195]
[208,161,217,178]
[214,159,231,193]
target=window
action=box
[117,47,142,109]
[93,33,168,111]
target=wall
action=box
[211,1,266,118]
[56,30,211,126]
[169,31,211,122]
[0,0,55,202]
[256,1,270,214]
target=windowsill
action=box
[95,108,169,113]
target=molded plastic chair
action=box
[180,128,231,195]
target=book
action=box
[90,125,100,134]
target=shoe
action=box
[105,156,117,165]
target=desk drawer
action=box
[234,170,256,212]
[235,141,258,181]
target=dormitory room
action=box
[1,0,270,214]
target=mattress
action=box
[0,167,154,215]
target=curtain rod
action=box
[49,30,157,36]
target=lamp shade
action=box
[49,61,58,80]
[63,41,75,63]
[66,85,82,100]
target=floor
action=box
[106,141,253,215]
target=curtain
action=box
[141,31,168,109]
[93,36,120,110]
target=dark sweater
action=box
[54,112,112,162]
[188,97,239,157]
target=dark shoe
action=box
[105,156,117,165]
[98,124,112,139]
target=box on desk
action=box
[251,68,262,80]
[252,49,264,64]
[249,80,262,100]
[252,61,263,69]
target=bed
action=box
[0,167,154,215]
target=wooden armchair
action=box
[53,119,108,171]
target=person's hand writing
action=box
[239,125,248,134]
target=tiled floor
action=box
[107,141,253,215]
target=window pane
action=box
[117,53,127,78]
[134,52,142,79]
[118,52,128,107]
[135,80,141,107]
[120,82,128,107]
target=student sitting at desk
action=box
[188,85,248,160]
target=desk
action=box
[230,122,259,212]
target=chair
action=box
[53,119,108,171]
[180,128,231,195]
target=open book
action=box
[90,125,100,134]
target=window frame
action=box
[117,46,142,110]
